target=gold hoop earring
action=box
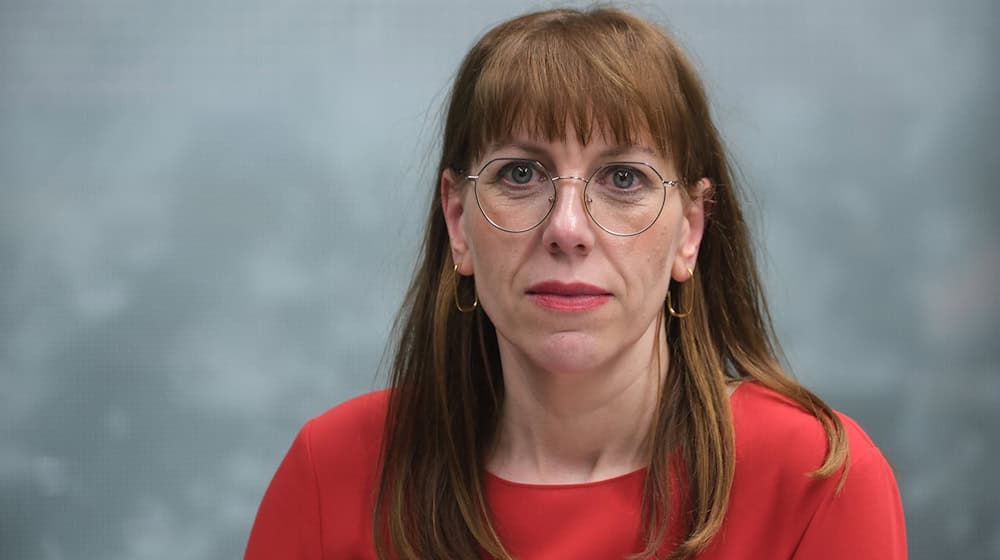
[667,267,695,318]
[453,264,478,313]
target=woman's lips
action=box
[526,281,611,311]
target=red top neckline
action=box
[483,381,748,489]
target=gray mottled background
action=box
[1,0,996,558]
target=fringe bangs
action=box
[464,12,683,167]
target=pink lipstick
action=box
[526,281,611,311]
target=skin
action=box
[442,127,709,484]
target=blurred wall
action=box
[1,1,996,558]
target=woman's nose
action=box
[540,177,596,256]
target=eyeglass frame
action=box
[461,157,683,237]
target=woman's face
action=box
[442,127,707,377]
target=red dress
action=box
[245,382,907,559]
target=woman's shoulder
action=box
[245,389,390,558]
[707,384,906,557]
[729,380,884,476]
[308,388,391,434]
[723,381,906,557]
[302,388,391,468]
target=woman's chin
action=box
[525,332,612,376]
[496,322,645,378]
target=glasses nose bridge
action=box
[550,174,590,187]
[549,174,592,203]
[545,174,594,227]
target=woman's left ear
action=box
[671,178,711,282]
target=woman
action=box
[245,7,906,559]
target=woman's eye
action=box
[604,166,645,189]
[501,162,539,185]
[612,168,635,188]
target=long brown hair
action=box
[375,7,848,559]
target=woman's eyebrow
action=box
[600,144,659,159]
[489,142,659,159]
[490,141,550,157]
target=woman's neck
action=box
[486,325,667,485]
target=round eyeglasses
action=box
[464,158,681,236]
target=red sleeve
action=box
[792,448,907,559]
[244,420,323,560]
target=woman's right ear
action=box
[440,169,473,275]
